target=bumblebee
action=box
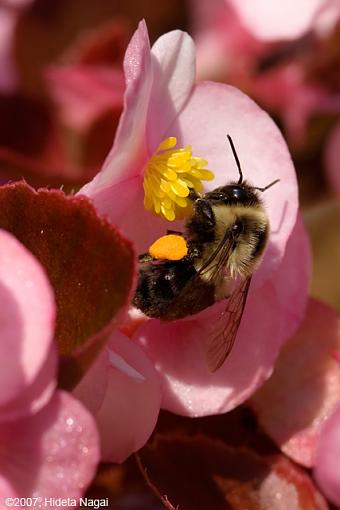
[133,136,279,371]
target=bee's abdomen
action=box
[133,259,215,321]
[133,260,195,318]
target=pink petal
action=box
[0,344,57,423]
[227,0,337,41]
[47,64,124,132]
[135,215,310,416]
[0,8,17,91]
[166,81,298,284]
[84,175,183,254]
[73,344,110,416]
[0,391,99,502]
[252,64,328,145]
[192,0,265,80]
[81,27,196,209]
[80,20,152,195]
[251,298,340,467]
[146,30,196,153]
[0,229,55,409]
[74,330,161,463]
[0,479,17,499]
[314,403,340,506]
[0,1,34,90]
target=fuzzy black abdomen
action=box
[133,258,215,321]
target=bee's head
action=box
[202,135,279,206]
[204,182,260,207]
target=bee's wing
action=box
[206,276,252,372]
[196,230,235,280]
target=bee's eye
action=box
[232,220,244,235]
[230,186,245,200]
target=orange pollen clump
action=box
[148,234,188,261]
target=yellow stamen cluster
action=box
[143,137,215,221]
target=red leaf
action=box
[85,460,163,510]
[0,93,52,158]
[138,434,328,510]
[0,181,135,387]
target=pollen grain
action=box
[148,234,188,261]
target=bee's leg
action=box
[188,188,201,201]
[138,252,153,263]
[194,199,215,228]
[186,198,215,239]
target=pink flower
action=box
[0,0,33,91]
[315,403,340,506]
[227,0,340,41]
[250,298,340,504]
[0,229,99,501]
[47,64,124,135]
[0,6,19,91]
[251,63,340,145]
[74,329,162,464]
[251,298,340,467]
[190,0,265,82]
[79,20,309,455]
[192,1,340,145]
[45,20,127,137]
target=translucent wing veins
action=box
[206,276,252,372]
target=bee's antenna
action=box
[227,134,243,184]
[253,179,280,192]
